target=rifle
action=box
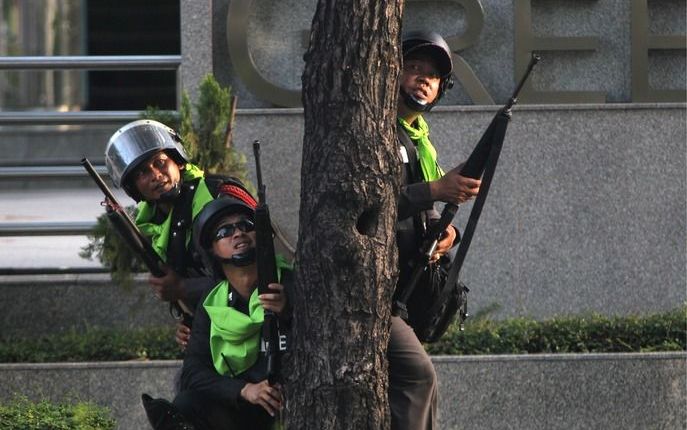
[80,158,193,322]
[252,140,281,385]
[393,54,540,323]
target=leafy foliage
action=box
[141,75,249,182]
[78,207,145,289]
[186,76,248,179]
[425,305,687,355]
[0,395,115,429]
[80,74,249,285]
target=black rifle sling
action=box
[444,110,511,290]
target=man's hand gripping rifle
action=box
[252,141,281,385]
[393,54,540,325]
[80,158,192,323]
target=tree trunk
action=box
[286,1,404,429]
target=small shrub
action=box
[0,395,115,430]
[78,207,146,290]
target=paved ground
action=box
[0,187,131,270]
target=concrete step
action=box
[0,187,131,271]
[0,353,684,430]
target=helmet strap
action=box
[156,182,182,203]
[400,88,436,112]
[216,247,257,267]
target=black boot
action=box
[141,393,195,430]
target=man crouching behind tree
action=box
[142,187,293,430]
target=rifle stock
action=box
[393,54,540,319]
[80,158,192,319]
[252,141,281,385]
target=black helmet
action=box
[401,31,454,112]
[193,180,258,277]
[105,119,189,201]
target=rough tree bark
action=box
[285,1,404,429]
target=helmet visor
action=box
[105,120,187,188]
[404,43,452,78]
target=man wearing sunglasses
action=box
[143,189,292,430]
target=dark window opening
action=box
[86,0,180,110]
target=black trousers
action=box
[173,390,274,430]
[388,316,438,430]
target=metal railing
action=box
[0,222,95,236]
[0,110,143,125]
[0,165,108,179]
[0,55,181,70]
[0,55,181,273]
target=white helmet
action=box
[104,119,189,200]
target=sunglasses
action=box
[214,219,255,241]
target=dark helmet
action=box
[401,31,454,112]
[105,119,189,201]
[193,180,258,277]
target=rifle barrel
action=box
[81,157,192,321]
[252,139,281,385]
[252,140,266,202]
[505,53,541,110]
[81,158,118,203]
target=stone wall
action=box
[1,104,684,320]
[231,104,687,319]
[1,353,684,430]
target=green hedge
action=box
[0,327,181,363]
[0,396,115,430]
[426,305,687,355]
[0,307,684,362]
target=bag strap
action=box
[398,129,429,237]
[399,129,424,183]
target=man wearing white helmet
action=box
[104,119,246,329]
[390,31,482,429]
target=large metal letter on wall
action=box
[631,0,687,102]
[227,0,495,107]
[514,0,606,103]
[226,0,302,107]
[418,0,495,104]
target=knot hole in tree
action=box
[356,206,380,237]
